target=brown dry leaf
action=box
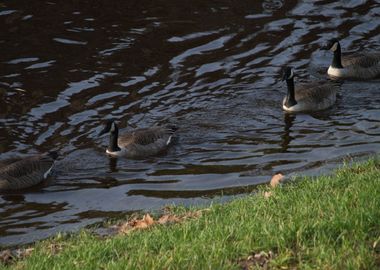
[373,236,380,249]
[157,210,206,225]
[270,173,285,188]
[24,248,34,257]
[184,209,205,219]
[0,249,13,265]
[193,210,204,217]
[133,214,155,229]
[158,215,180,224]
[264,191,272,199]
[157,214,170,224]
[116,210,208,235]
[118,223,133,234]
[0,247,35,265]
[144,214,154,226]
[170,215,181,222]
[16,248,34,259]
[118,214,156,234]
[49,243,63,255]
[163,205,176,214]
[239,251,274,270]
[133,220,149,229]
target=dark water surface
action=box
[1,0,380,246]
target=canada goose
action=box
[282,67,337,112]
[99,120,178,158]
[0,151,58,191]
[325,38,380,79]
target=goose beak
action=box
[322,41,335,51]
[281,73,287,81]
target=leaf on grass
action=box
[373,236,380,249]
[0,250,12,265]
[157,210,206,225]
[157,215,180,224]
[132,214,154,228]
[118,214,156,233]
[238,251,274,269]
[144,214,154,226]
[187,208,206,218]
[133,221,149,229]
[15,248,33,258]
[270,173,285,188]
[116,210,207,235]
[49,243,64,255]
[0,248,34,265]
[264,191,273,199]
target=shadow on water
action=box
[0,0,380,246]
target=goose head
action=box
[99,120,121,152]
[324,38,340,52]
[99,119,118,136]
[324,38,344,69]
[281,67,297,108]
[282,66,294,81]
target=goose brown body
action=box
[282,67,337,112]
[328,53,380,79]
[326,39,380,79]
[283,82,338,112]
[0,152,57,191]
[113,126,178,158]
[100,120,177,158]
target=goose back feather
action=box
[326,39,380,79]
[0,152,57,191]
[283,82,338,112]
[100,121,177,158]
[282,67,337,112]
[116,126,177,158]
[342,53,380,68]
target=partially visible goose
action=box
[0,151,58,191]
[282,67,338,112]
[325,38,380,79]
[99,120,178,158]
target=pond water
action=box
[1,0,379,246]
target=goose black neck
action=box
[331,43,343,68]
[108,126,121,152]
[285,78,297,108]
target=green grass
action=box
[3,159,380,269]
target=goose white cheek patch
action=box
[166,136,172,145]
[43,165,54,179]
[330,42,338,52]
[111,122,116,132]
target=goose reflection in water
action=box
[280,113,296,153]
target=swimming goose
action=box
[99,120,178,158]
[282,67,337,112]
[0,151,58,191]
[325,38,380,79]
